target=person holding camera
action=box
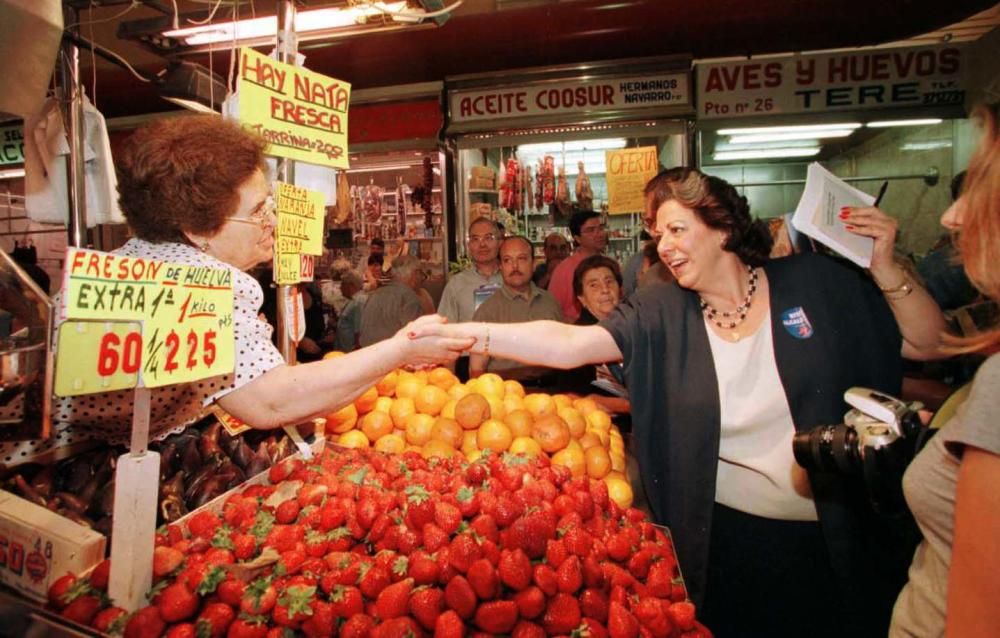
[890,102,1000,638]
[411,167,944,636]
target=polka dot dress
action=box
[0,239,285,467]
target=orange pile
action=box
[320,359,633,508]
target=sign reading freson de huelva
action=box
[54,248,235,395]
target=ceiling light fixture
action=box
[713,148,821,161]
[728,129,854,144]
[867,118,944,128]
[715,139,818,152]
[157,61,228,113]
[716,123,861,136]
[0,168,26,181]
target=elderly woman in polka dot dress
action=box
[0,116,472,465]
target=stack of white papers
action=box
[791,163,876,268]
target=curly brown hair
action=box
[116,115,267,243]
[644,167,773,267]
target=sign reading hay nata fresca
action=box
[54,248,235,395]
[237,48,351,168]
[697,44,966,119]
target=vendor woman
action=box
[412,167,945,637]
[0,116,471,465]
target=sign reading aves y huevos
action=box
[238,47,351,168]
[449,72,690,124]
[697,44,965,119]
[605,146,659,215]
[274,182,324,285]
[53,248,234,396]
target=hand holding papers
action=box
[792,163,876,268]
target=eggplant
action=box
[183,461,222,503]
[245,446,271,478]
[160,495,187,522]
[229,439,255,470]
[54,491,88,514]
[157,439,179,481]
[59,455,94,494]
[13,474,47,507]
[28,465,54,499]
[77,451,114,505]
[190,475,230,509]
[199,422,225,461]
[178,436,203,474]
[218,429,241,459]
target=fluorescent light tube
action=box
[867,119,943,128]
[716,123,861,135]
[728,129,853,144]
[713,148,821,161]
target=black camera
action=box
[792,388,931,514]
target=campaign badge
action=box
[781,306,814,339]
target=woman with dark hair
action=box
[0,116,470,464]
[414,167,944,636]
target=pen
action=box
[874,181,888,207]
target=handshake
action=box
[393,315,480,368]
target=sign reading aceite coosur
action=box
[54,248,235,396]
[237,47,351,169]
[449,72,691,124]
[697,44,966,119]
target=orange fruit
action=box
[552,394,573,410]
[485,395,506,422]
[461,430,479,455]
[558,407,587,438]
[421,439,456,460]
[475,373,505,399]
[360,410,394,442]
[448,383,472,401]
[531,414,571,453]
[586,427,610,447]
[610,450,626,474]
[503,393,526,415]
[505,409,535,438]
[428,367,458,390]
[374,433,406,454]
[586,409,612,432]
[395,373,425,400]
[415,384,450,417]
[325,403,358,434]
[606,470,627,482]
[523,393,557,418]
[477,419,513,453]
[354,387,379,414]
[389,397,416,429]
[584,446,612,479]
[414,369,429,384]
[551,446,586,477]
[430,417,463,449]
[373,396,394,414]
[504,379,526,398]
[509,436,543,457]
[605,476,634,508]
[578,431,601,451]
[440,399,457,420]
[375,370,398,396]
[323,351,346,360]
[454,394,491,430]
[572,396,600,417]
[465,449,484,463]
[405,413,436,446]
[337,430,369,449]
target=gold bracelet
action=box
[882,280,914,300]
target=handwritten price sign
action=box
[53,249,235,396]
[274,182,324,285]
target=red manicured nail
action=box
[845,224,855,230]
[407,332,416,338]
[838,210,849,219]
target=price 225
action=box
[97,329,218,376]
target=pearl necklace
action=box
[699,266,758,335]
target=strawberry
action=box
[513,586,546,619]
[670,579,687,602]
[406,485,436,528]
[91,606,127,634]
[358,564,391,600]
[297,484,327,508]
[339,613,375,638]
[373,577,413,620]
[371,617,423,638]
[448,535,481,574]
[60,594,102,626]
[608,601,640,638]
[443,574,477,620]
[268,461,293,483]
[532,564,558,596]
[156,582,199,623]
[466,558,498,600]
[409,550,440,585]
[241,579,277,615]
[217,578,247,607]
[318,502,347,531]
[580,587,610,623]
[277,549,306,576]
[473,600,519,634]
[667,601,696,632]
[606,532,633,562]
[545,538,569,568]
[47,573,78,609]
[434,609,465,638]
[645,559,675,598]
[124,606,166,638]
[492,494,522,528]
[589,479,611,509]
[264,525,303,553]
[165,623,196,638]
[227,616,269,638]
[455,486,480,518]
[272,585,315,628]
[409,586,444,630]
[553,494,576,517]
[583,554,606,589]
[579,617,611,638]
[275,499,301,525]
[232,533,258,561]
[627,548,655,580]
[205,547,236,567]
[469,514,499,545]
[301,600,336,638]
[556,555,583,594]
[572,489,595,521]
[541,592,581,634]
[329,584,364,618]
[511,620,546,638]
[634,597,673,638]
[434,501,462,535]
[188,511,222,540]
[498,548,532,591]
[88,559,111,591]
[563,528,593,557]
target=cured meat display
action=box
[576,161,594,210]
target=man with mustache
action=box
[470,235,563,383]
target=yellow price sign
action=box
[57,248,235,394]
[605,146,660,214]
[53,321,142,396]
[275,182,325,256]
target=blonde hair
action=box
[946,103,1000,352]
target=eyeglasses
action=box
[469,233,498,243]
[227,195,276,229]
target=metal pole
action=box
[275,0,297,364]
[59,6,87,249]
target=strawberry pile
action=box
[49,446,710,637]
